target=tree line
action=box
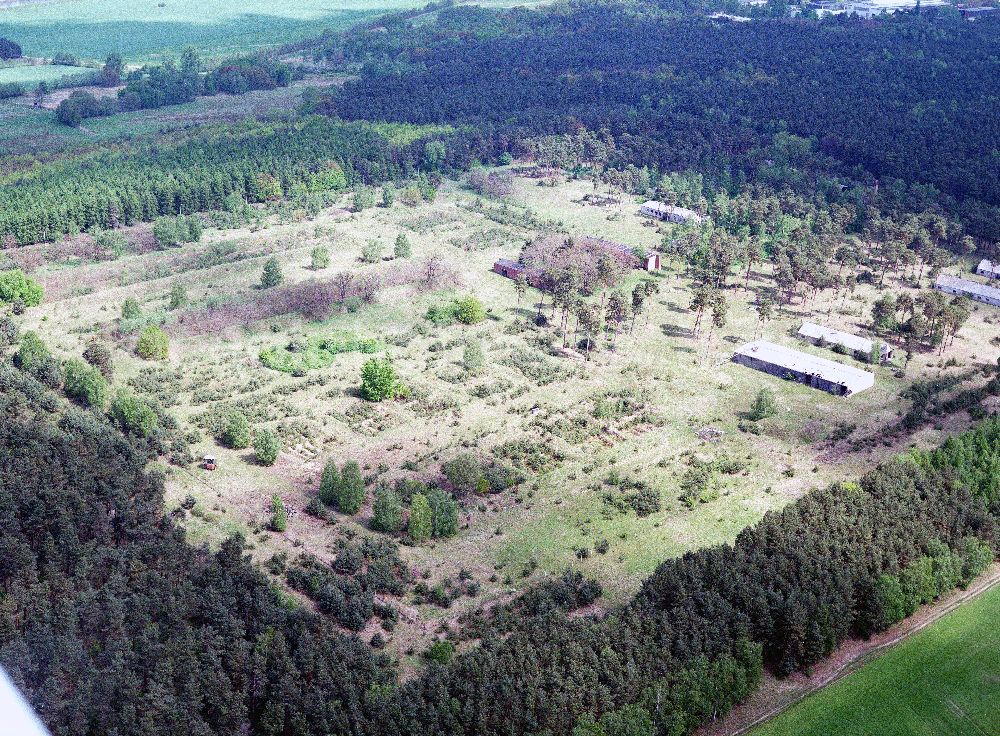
[56,50,296,127]
[0,118,493,247]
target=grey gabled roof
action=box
[936,273,1000,301]
[640,200,704,222]
[976,259,1000,278]
[734,340,875,394]
[798,321,885,356]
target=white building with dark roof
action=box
[976,259,1000,280]
[797,321,891,363]
[733,340,876,396]
[639,201,705,225]
[934,274,1000,307]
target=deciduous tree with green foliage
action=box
[254,428,281,466]
[454,295,486,325]
[137,325,169,360]
[337,460,366,514]
[222,411,251,450]
[360,356,400,401]
[371,487,403,533]
[0,269,43,307]
[409,493,433,542]
[260,257,283,289]
[109,390,159,437]
[63,358,108,409]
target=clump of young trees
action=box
[152,214,203,248]
[0,269,43,308]
[360,355,404,401]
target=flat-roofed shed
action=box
[797,321,891,362]
[732,340,875,396]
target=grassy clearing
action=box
[0,100,93,155]
[752,584,1000,736]
[17,169,996,648]
[0,79,322,156]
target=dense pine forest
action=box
[3,2,1000,735]
[0,119,495,247]
[322,5,1000,240]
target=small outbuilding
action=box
[591,236,661,271]
[733,340,875,396]
[493,258,546,288]
[797,321,891,363]
[934,273,1000,307]
[976,259,1000,280]
[639,200,704,225]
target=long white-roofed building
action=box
[934,274,1000,307]
[639,200,705,224]
[733,340,875,396]
[797,321,891,363]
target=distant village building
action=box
[733,340,876,396]
[976,259,1000,280]
[807,0,948,16]
[934,274,1000,307]
[797,321,892,363]
[708,11,752,21]
[959,4,1000,19]
[639,200,705,225]
[847,0,948,16]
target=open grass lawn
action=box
[16,168,998,653]
[0,0,551,62]
[753,584,1000,736]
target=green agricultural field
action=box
[0,0,547,62]
[0,62,92,85]
[0,0,419,61]
[753,584,1000,736]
